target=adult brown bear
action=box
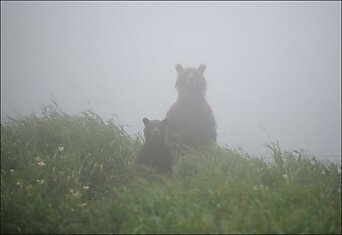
[166,64,217,153]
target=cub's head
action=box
[175,64,207,99]
[143,118,168,144]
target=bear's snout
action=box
[151,127,161,137]
[186,77,197,87]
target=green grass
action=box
[1,103,341,234]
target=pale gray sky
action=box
[1,1,341,162]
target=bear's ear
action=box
[175,64,184,73]
[143,118,150,126]
[161,118,168,126]
[198,64,206,74]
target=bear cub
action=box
[137,118,174,175]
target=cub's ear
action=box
[198,64,206,74]
[161,118,168,126]
[143,118,150,126]
[175,64,184,73]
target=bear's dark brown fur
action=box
[137,118,174,175]
[165,64,217,152]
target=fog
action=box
[1,2,341,163]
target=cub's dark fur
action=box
[137,118,174,175]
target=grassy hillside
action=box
[1,104,341,234]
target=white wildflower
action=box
[10,169,15,173]
[16,181,23,189]
[35,156,42,162]
[58,144,64,152]
[282,174,289,180]
[310,158,317,165]
[36,179,45,185]
[37,161,46,166]
[82,185,90,190]
[69,189,81,198]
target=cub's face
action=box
[143,118,168,143]
[175,64,207,98]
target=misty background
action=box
[1,2,341,163]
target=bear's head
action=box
[174,64,207,100]
[143,118,168,144]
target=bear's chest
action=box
[176,104,209,126]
